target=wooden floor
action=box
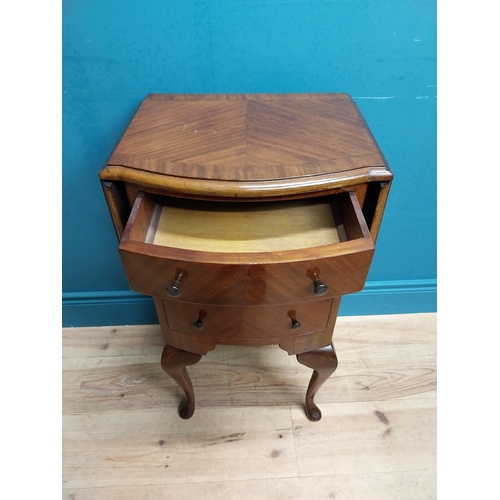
[62,313,436,500]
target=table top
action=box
[100,93,393,198]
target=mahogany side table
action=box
[99,93,393,421]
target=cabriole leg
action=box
[296,344,338,422]
[161,345,202,419]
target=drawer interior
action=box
[123,191,370,253]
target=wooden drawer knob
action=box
[307,268,329,296]
[193,310,207,330]
[166,280,181,297]
[313,278,329,296]
[165,269,187,298]
[288,310,301,329]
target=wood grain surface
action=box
[118,190,374,305]
[162,299,332,340]
[63,313,436,499]
[99,94,393,202]
[106,94,387,181]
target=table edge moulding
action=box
[98,93,393,422]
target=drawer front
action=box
[120,246,373,306]
[119,190,374,305]
[119,248,373,305]
[246,250,374,305]
[163,300,332,341]
[119,250,247,304]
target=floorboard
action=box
[62,313,436,499]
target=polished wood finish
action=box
[279,297,341,356]
[105,94,388,182]
[160,345,202,419]
[163,300,332,340]
[98,93,393,420]
[119,248,374,305]
[154,296,217,355]
[118,190,374,305]
[100,94,393,242]
[121,190,372,262]
[155,297,341,357]
[296,345,339,422]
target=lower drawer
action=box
[163,299,332,341]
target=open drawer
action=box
[118,191,374,305]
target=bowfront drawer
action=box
[163,300,332,341]
[118,252,247,305]
[118,191,374,305]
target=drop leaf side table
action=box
[99,93,393,421]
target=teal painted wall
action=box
[62,0,436,326]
